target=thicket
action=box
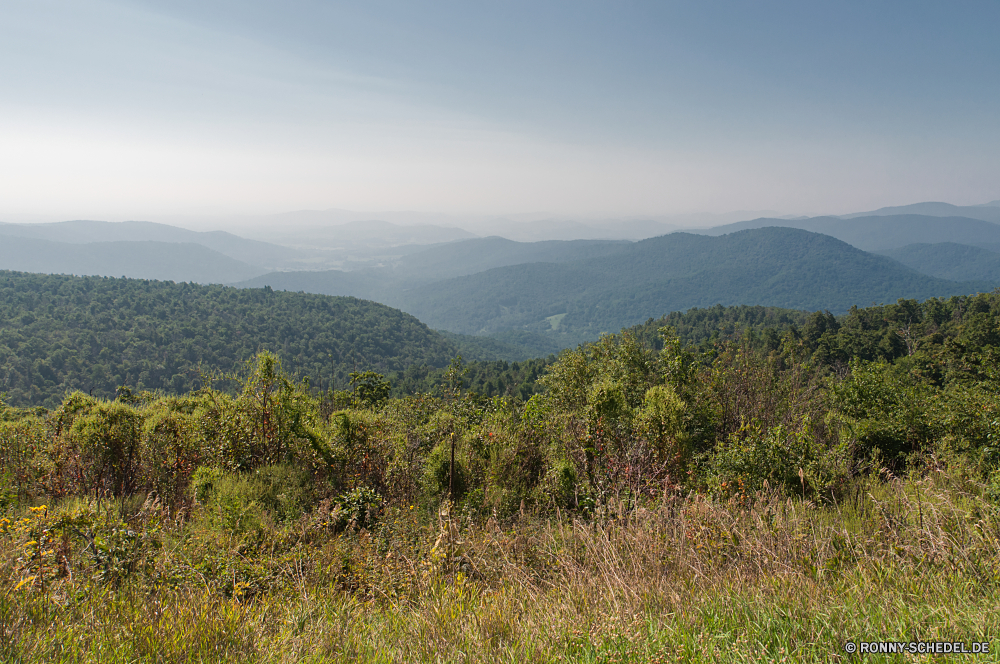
[6,292,1000,511]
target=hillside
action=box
[389,237,630,282]
[841,201,1000,223]
[236,237,631,294]
[700,214,1000,252]
[0,236,268,284]
[876,243,1000,282]
[0,219,302,268]
[0,271,458,407]
[389,228,990,343]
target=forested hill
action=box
[395,227,991,346]
[876,243,1000,282]
[0,236,268,285]
[5,266,1000,409]
[0,271,457,407]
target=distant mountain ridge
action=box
[699,214,1000,252]
[6,203,1000,355]
[0,219,301,268]
[875,243,1000,282]
[269,219,478,249]
[841,202,1000,223]
[0,236,267,284]
[388,228,991,343]
[240,227,992,348]
[236,236,634,296]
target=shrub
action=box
[190,466,225,504]
[423,434,468,502]
[331,486,383,530]
[141,406,200,509]
[829,359,934,465]
[705,417,848,501]
[70,402,144,497]
[192,464,316,534]
[635,384,688,465]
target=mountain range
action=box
[697,214,1000,251]
[0,220,301,268]
[841,201,1000,223]
[235,226,992,348]
[3,201,1000,356]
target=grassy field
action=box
[3,473,998,663]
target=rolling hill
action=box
[389,237,631,282]
[699,215,1000,252]
[0,271,458,407]
[0,236,268,284]
[0,220,302,268]
[876,243,1000,282]
[385,228,993,344]
[237,236,631,294]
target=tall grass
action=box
[3,472,998,663]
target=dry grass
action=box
[3,474,1000,663]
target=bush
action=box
[422,435,467,502]
[544,458,578,510]
[190,466,224,505]
[705,418,848,501]
[70,402,144,497]
[331,486,383,530]
[635,384,688,465]
[191,464,315,534]
[142,406,200,508]
[829,359,934,465]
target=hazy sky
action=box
[2,0,998,222]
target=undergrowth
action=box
[2,472,998,663]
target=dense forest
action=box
[0,271,457,407]
[7,266,1000,413]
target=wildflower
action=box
[15,576,37,591]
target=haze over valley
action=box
[4,201,999,357]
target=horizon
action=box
[2,1,999,226]
[2,199,999,238]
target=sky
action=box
[1,0,999,224]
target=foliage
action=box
[0,271,457,407]
[331,486,384,530]
[348,370,392,409]
[4,290,1000,661]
